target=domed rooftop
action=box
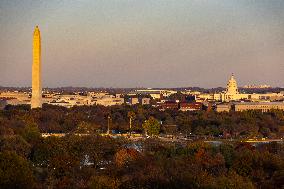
[226,73,239,94]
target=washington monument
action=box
[31,26,42,108]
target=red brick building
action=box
[179,102,202,111]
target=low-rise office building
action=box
[141,98,151,105]
[216,104,231,112]
[134,89,177,100]
[216,102,284,112]
[94,96,124,106]
[129,97,139,105]
[233,102,284,112]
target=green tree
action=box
[143,117,161,136]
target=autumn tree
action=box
[114,148,141,167]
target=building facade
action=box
[233,102,284,112]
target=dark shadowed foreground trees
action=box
[0,152,35,189]
[0,134,284,188]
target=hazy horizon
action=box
[1,0,284,88]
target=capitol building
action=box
[195,74,283,103]
[211,74,284,112]
[220,74,249,102]
[220,74,258,102]
[220,74,283,102]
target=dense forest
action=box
[0,105,283,188]
[1,104,283,138]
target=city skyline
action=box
[1,0,284,88]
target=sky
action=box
[0,0,283,88]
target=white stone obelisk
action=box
[31,26,42,108]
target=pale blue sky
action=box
[0,0,283,88]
